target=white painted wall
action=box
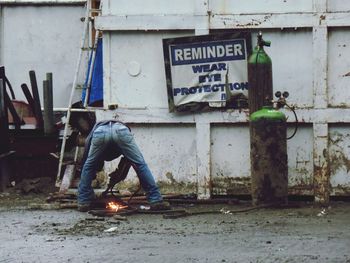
[0,2,86,108]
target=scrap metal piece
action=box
[29,70,44,129]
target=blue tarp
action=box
[82,38,103,105]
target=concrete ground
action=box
[0,193,349,263]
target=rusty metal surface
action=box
[329,125,350,196]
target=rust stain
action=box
[330,151,350,173]
[313,162,330,204]
[158,172,197,194]
[319,14,326,25]
[329,132,350,172]
[288,185,314,196]
[219,14,272,28]
[212,177,251,195]
[289,172,312,187]
[213,177,317,196]
[331,186,350,196]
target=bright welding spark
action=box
[106,202,128,212]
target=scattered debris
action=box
[317,208,328,217]
[220,208,233,214]
[85,217,105,221]
[113,214,127,221]
[104,226,119,233]
[139,205,150,210]
[15,177,55,194]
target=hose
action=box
[127,183,142,204]
[285,102,298,140]
[163,203,278,219]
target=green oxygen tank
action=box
[248,32,273,114]
[250,106,288,205]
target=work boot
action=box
[77,194,96,212]
[149,201,171,211]
[77,203,91,212]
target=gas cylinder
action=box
[248,32,273,114]
[250,106,288,205]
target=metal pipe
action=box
[0,79,10,191]
[4,90,21,129]
[21,83,36,115]
[29,70,44,129]
[0,66,15,99]
[0,78,9,154]
[43,75,55,135]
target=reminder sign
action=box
[163,33,251,112]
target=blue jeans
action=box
[78,122,163,204]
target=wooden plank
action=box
[59,164,76,193]
[0,78,10,154]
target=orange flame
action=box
[106,201,128,212]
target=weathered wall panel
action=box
[265,29,313,108]
[328,27,350,107]
[105,31,193,109]
[0,5,85,108]
[287,125,314,195]
[211,124,250,195]
[329,125,350,196]
[210,124,314,196]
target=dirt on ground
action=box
[0,192,349,263]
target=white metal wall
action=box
[96,0,350,203]
[0,1,86,108]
